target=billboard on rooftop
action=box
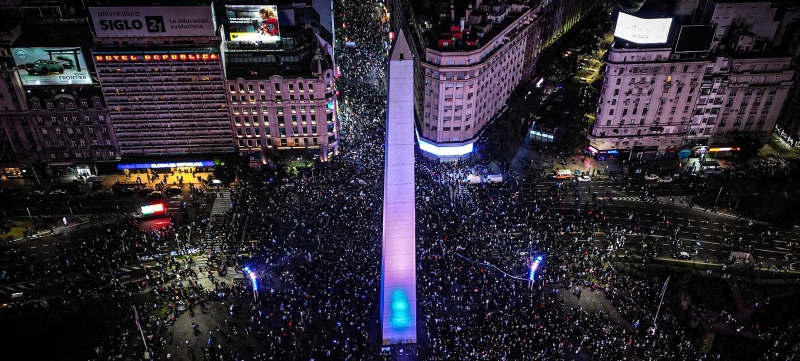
[615,12,672,44]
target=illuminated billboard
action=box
[615,12,672,44]
[11,47,92,86]
[225,5,281,43]
[89,6,215,38]
[95,53,219,63]
[117,160,215,170]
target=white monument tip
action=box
[390,29,412,62]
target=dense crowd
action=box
[4,0,800,360]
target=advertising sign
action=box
[117,160,215,170]
[89,6,215,38]
[11,47,92,86]
[225,5,281,43]
[615,12,673,44]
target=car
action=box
[577,175,591,182]
[146,191,163,199]
[133,210,143,219]
[165,186,182,195]
[137,187,153,197]
[671,251,691,260]
[26,59,65,74]
[644,174,659,181]
[117,186,136,195]
[657,177,673,183]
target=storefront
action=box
[117,159,216,174]
[775,125,797,147]
[629,146,659,161]
[662,147,681,160]
[706,147,740,158]
[588,146,620,161]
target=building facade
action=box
[0,1,340,177]
[0,21,119,179]
[223,20,338,163]
[588,1,797,158]
[90,5,234,157]
[405,0,600,157]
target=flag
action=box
[134,306,141,331]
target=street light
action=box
[714,187,723,211]
[243,266,258,302]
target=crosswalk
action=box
[210,195,232,215]
[0,265,148,295]
[70,213,131,230]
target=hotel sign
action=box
[117,160,215,170]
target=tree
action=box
[732,135,763,160]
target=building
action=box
[776,66,800,145]
[89,4,235,158]
[0,21,119,179]
[588,1,798,160]
[395,0,600,158]
[220,2,338,164]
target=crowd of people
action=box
[3,0,799,360]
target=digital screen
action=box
[89,6,216,38]
[140,203,165,215]
[418,136,474,156]
[11,47,92,86]
[225,5,281,43]
[117,160,215,170]
[615,12,672,44]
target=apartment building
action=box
[588,1,797,159]
[414,0,599,157]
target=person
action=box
[258,7,279,36]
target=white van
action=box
[466,174,482,185]
[553,169,572,180]
[485,174,503,183]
